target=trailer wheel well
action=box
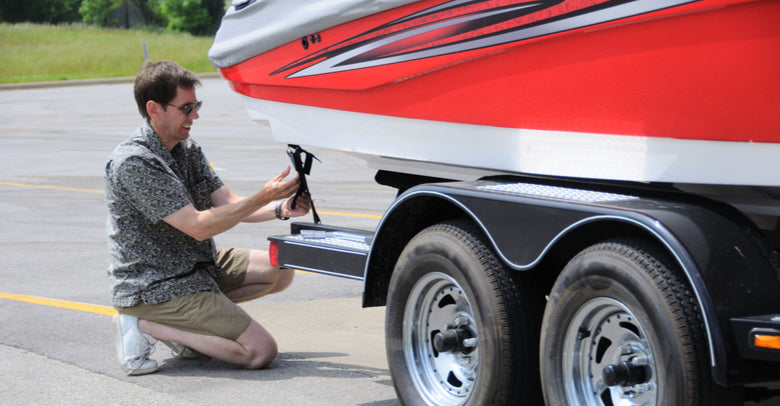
[535,220,674,284]
[363,197,684,309]
[363,195,468,307]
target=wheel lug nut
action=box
[462,338,478,348]
[631,356,650,366]
[450,316,469,328]
[634,383,655,393]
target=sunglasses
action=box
[165,100,202,116]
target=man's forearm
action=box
[165,168,301,240]
[211,188,277,223]
[164,192,272,241]
[241,201,277,223]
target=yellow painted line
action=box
[0,180,104,194]
[0,269,324,316]
[0,292,117,316]
[317,210,381,219]
[1,180,382,219]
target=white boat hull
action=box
[244,97,780,188]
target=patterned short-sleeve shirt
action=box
[105,123,225,307]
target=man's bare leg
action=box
[135,250,291,368]
[225,249,295,303]
[138,318,276,369]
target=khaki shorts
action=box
[117,248,253,341]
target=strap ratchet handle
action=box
[286,144,321,224]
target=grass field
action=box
[0,23,217,84]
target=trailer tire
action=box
[540,240,742,406]
[385,221,542,406]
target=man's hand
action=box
[262,167,300,201]
[279,192,311,219]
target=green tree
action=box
[1,0,82,23]
[134,0,167,28]
[161,0,225,36]
[79,0,166,29]
[1,0,225,36]
[79,0,121,27]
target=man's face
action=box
[151,86,199,150]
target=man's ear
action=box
[146,100,162,120]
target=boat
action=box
[209,0,780,213]
[209,5,780,402]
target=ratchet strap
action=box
[287,144,321,224]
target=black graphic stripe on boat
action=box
[271,0,697,79]
[271,0,550,76]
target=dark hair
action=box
[133,60,201,121]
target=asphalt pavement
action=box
[0,78,399,405]
[2,78,777,405]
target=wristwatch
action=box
[275,201,290,220]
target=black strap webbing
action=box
[286,144,321,224]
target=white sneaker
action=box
[113,314,158,376]
[160,340,210,361]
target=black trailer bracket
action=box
[269,222,373,280]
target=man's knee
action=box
[246,339,277,369]
[239,322,278,369]
[248,249,272,270]
[272,268,295,293]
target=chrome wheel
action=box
[541,241,739,406]
[563,297,657,406]
[387,221,543,405]
[403,272,478,406]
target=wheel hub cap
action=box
[562,297,658,406]
[403,272,478,406]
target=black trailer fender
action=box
[363,180,780,385]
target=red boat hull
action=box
[220,0,779,143]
